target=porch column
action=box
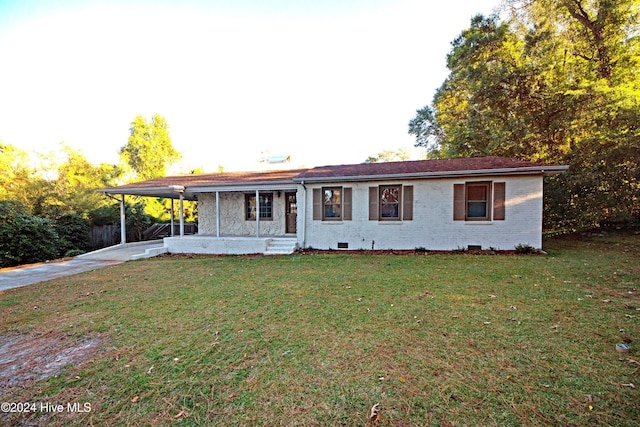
[170,199,175,236]
[120,194,126,245]
[255,189,260,238]
[179,193,185,237]
[215,191,220,238]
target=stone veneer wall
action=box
[198,192,287,236]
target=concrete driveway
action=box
[0,241,166,291]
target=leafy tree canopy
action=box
[364,148,412,163]
[120,114,181,181]
[409,0,640,231]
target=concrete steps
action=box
[265,238,298,255]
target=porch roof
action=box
[98,169,304,200]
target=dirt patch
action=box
[0,331,102,393]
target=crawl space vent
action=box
[337,242,349,249]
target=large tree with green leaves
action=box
[409,0,640,231]
[120,114,181,181]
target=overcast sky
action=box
[0,0,500,172]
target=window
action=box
[380,185,400,220]
[312,187,352,221]
[466,182,490,220]
[453,182,505,221]
[245,193,273,220]
[323,187,342,220]
[369,185,413,221]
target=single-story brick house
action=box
[98,156,567,254]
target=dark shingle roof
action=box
[99,157,567,198]
[294,156,565,182]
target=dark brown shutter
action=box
[313,188,322,220]
[369,187,378,220]
[493,182,505,220]
[453,184,465,221]
[343,187,352,220]
[403,185,413,221]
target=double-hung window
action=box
[466,182,491,220]
[323,187,342,220]
[245,193,273,220]
[453,182,505,221]
[312,187,352,221]
[379,186,401,220]
[368,185,413,221]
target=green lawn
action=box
[1,234,639,426]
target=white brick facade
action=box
[300,175,543,251]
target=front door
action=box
[285,192,297,234]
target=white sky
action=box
[0,0,500,173]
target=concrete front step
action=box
[131,246,169,260]
[265,238,297,255]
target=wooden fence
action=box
[90,224,120,249]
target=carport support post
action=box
[215,191,220,237]
[255,189,260,237]
[179,193,184,237]
[170,199,174,236]
[120,195,126,244]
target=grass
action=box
[1,233,639,426]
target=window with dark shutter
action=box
[312,188,322,221]
[403,186,413,221]
[493,182,505,220]
[343,188,352,220]
[454,182,503,221]
[369,187,378,220]
[453,184,465,221]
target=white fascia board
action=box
[293,166,569,184]
[96,185,193,200]
[188,183,298,193]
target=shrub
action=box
[54,213,91,254]
[0,200,62,267]
[64,249,86,257]
[515,243,536,254]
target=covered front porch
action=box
[98,169,304,255]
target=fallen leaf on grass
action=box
[369,403,380,423]
[621,383,635,388]
[418,290,432,298]
[147,365,154,374]
[131,396,139,403]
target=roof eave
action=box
[293,165,569,183]
[97,185,197,200]
[188,182,298,193]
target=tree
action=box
[365,148,412,163]
[0,143,37,207]
[409,1,640,231]
[120,114,181,181]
